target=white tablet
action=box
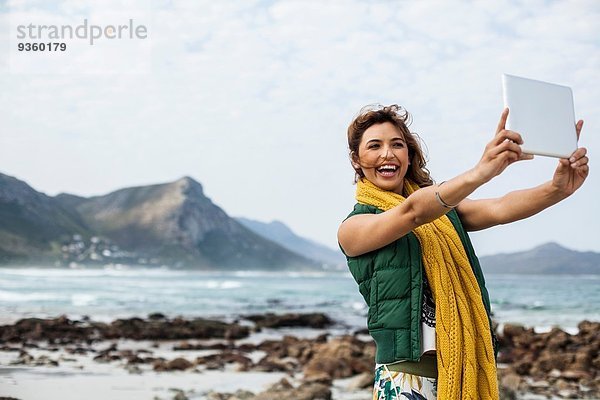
[502,74,578,158]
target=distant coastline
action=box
[3,172,600,274]
[479,242,600,274]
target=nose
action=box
[380,146,392,159]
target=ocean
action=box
[1,266,598,333]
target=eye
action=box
[393,142,405,148]
[368,143,380,149]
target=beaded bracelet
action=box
[435,181,458,209]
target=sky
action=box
[1,0,599,256]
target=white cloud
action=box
[1,0,599,255]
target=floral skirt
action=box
[373,364,438,399]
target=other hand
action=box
[474,108,533,183]
[552,120,589,196]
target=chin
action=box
[378,181,403,193]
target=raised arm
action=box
[338,108,531,257]
[456,120,588,231]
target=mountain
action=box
[479,242,600,274]
[0,173,92,263]
[235,217,346,269]
[0,173,320,270]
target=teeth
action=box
[378,165,398,171]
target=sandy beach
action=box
[1,350,291,400]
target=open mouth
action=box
[376,164,399,177]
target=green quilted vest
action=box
[342,203,498,364]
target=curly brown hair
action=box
[347,104,433,188]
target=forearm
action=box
[494,181,569,224]
[339,168,487,257]
[402,167,486,226]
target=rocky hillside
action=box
[0,173,319,270]
[0,173,91,263]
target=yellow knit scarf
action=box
[356,178,498,399]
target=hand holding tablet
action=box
[502,74,578,159]
[500,73,588,196]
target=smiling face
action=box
[353,121,410,194]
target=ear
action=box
[350,151,359,168]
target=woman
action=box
[337,104,588,399]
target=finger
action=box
[518,153,534,161]
[496,149,521,169]
[568,147,587,162]
[496,108,509,135]
[490,139,523,157]
[558,159,570,169]
[576,164,590,180]
[578,164,590,176]
[555,159,569,174]
[571,156,589,168]
[576,120,584,140]
[506,151,521,165]
[494,130,524,146]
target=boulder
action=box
[244,313,333,329]
[253,378,331,400]
[303,336,372,380]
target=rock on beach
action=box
[1,314,598,399]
